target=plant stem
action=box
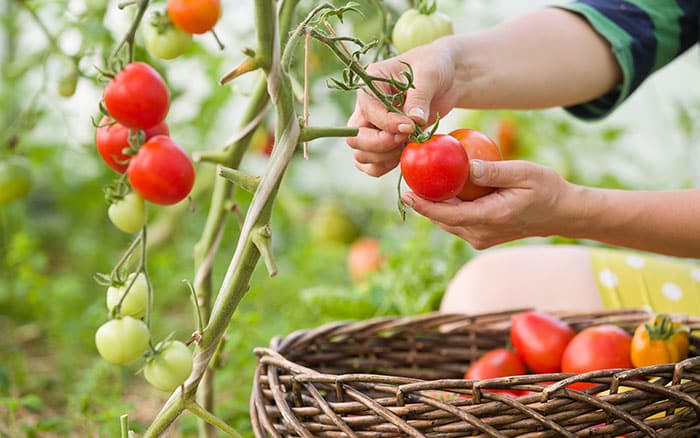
[110,0,149,66]
[187,401,243,438]
[299,126,358,142]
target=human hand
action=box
[346,39,460,177]
[401,159,576,249]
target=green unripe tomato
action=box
[108,192,146,233]
[391,8,454,54]
[57,64,78,98]
[95,316,150,365]
[308,203,360,245]
[144,341,193,391]
[0,156,33,206]
[106,273,148,319]
[143,15,193,60]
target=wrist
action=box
[557,182,602,240]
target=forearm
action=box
[561,185,700,258]
[445,8,622,110]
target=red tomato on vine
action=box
[127,135,195,205]
[400,134,469,202]
[95,117,169,173]
[167,0,221,35]
[449,128,503,201]
[103,62,170,130]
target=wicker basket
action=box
[251,308,700,437]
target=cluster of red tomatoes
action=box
[400,128,503,202]
[465,310,690,395]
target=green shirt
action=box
[554,0,699,120]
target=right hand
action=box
[346,37,460,177]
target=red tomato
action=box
[510,311,575,374]
[127,135,195,205]
[399,134,469,202]
[347,237,385,283]
[464,348,526,397]
[449,128,502,201]
[561,325,633,379]
[103,62,170,130]
[167,0,221,35]
[496,118,517,159]
[95,117,169,173]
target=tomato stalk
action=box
[109,0,150,68]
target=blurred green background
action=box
[1,0,699,436]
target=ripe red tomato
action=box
[399,134,469,202]
[449,128,503,201]
[95,116,169,173]
[561,324,633,378]
[347,237,385,283]
[510,311,575,374]
[127,135,195,205]
[464,348,526,397]
[167,0,221,35]
[103,62,170,130]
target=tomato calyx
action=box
[148,10,175,35]
[644,314,689,341]
[416,0,438,15]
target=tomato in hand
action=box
[106,272,148,319]
[167,0,221,35]
[95,316,150,365]
[347,237,385,283]
[127,135,195,205]
[464,348,526,397]
[144,13,193,60]
[400,134,469,202]
[391,5,453,54]
[630,314,689,368]
[449,128,503,201]
[96,117,170,173]
[510,311,575,374]
[561,324,632,379]
[108,192,147,233]
[0,156,33,206]
[103,62,170,130]
[144,340,193,391]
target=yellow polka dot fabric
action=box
[590,247,700,316]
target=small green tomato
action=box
[106,273,148,319]
[144,14,193,60]
[95,316,150,365]
[144,341,193,391]
[108,192,146,233]
[391,7,454,54]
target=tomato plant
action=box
[143,12,193,60]
[96,117,170,174]
[127,135,195,205]
[391,2,453,54]
[561,324,632,378]
[103,62,170,130]
[167,0,221,35]
[347,237,385,283]
[449,128,503,201]
[108,192,147,233]
[630,314,689,368]
[0,156,33,206]
[106,273,148,319]
[144,341,194,392]
[95,316,150,365]
[464,348,526,397]
[510,311,575,373]
[400,134,469,202]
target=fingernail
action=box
[394,134,408,143]
[470,160,484,179]
[398,123,414,134]
[401,194,414,209]
[408,108,426,124]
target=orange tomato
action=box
[167,0,221,35]
[448,129,503,201]
[630,314,689,368]
[347,238,385,283]
[496,118,517,159]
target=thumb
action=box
[470,159,535,188]
[403,87,433,125]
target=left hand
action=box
[401,159,576,249]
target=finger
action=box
[346,127,407,153]
[355,160,398,178]
[401,192,484,227]
[353,148,402,166]
[470,159,545,189]
[357,90,414,133]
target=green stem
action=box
[15,0,63,53]
[299,126,358,142]
[186,401,243,438]
[120,414,129,438]
[110,0,150,66]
